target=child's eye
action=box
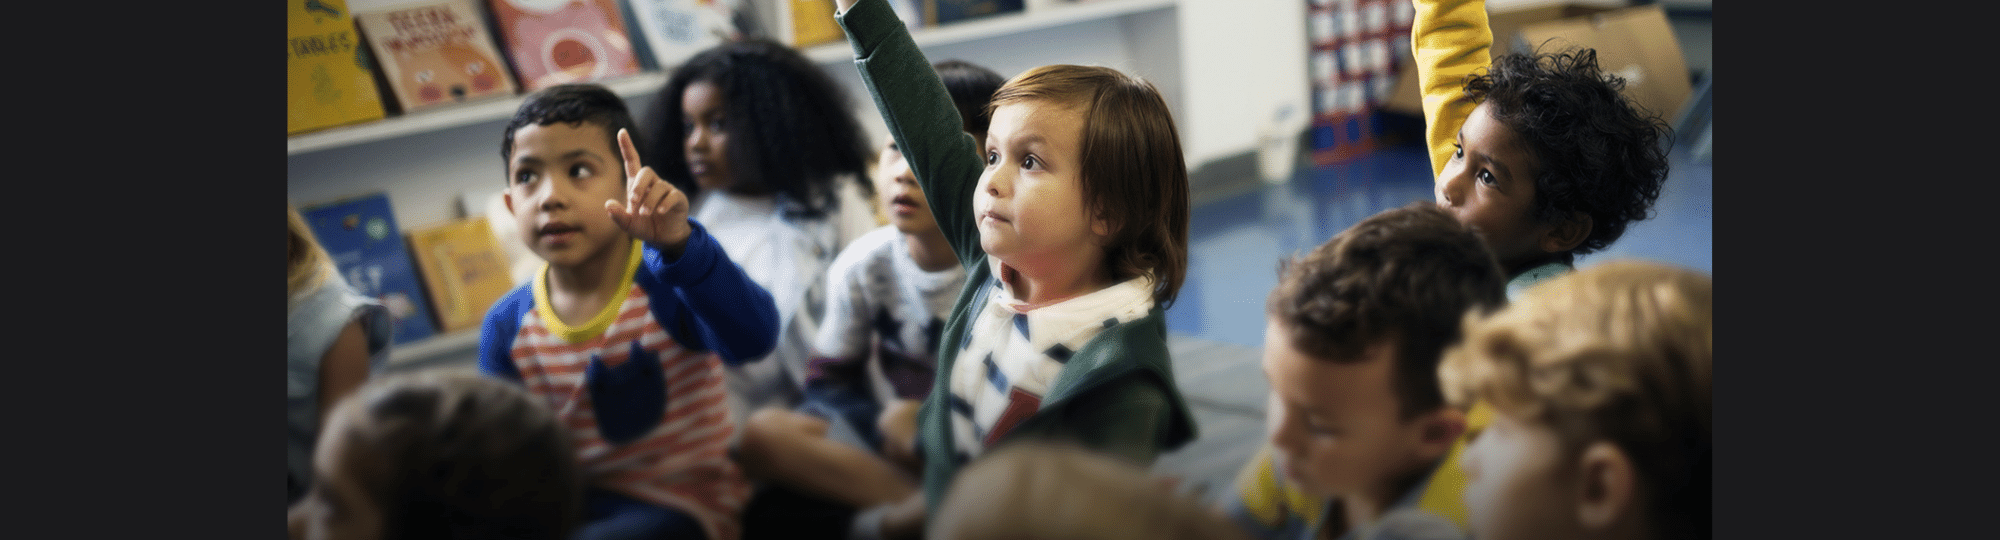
[1021,155,1040,170]
[1452,143,1464,159]
[570,163,594,178]
[514,170,537,185]
[1477,170,1496,185]
[984,150,998,166]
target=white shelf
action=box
[800,0,1177,64]
[286,0,1176,157]
[287,73,669,156]
[387,328,482,367]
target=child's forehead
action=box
[510,121,618,159]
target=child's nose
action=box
[1437,171,1465,207]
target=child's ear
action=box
[503,190,515,214]
[1540,211,1592,254]
[1574,440,1638,531]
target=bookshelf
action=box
[297,0,1186,370]
[288,0,1177,157]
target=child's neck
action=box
[904,228,956,272]
[994,251,1114,308]
[1329,469,1428,538]
[545,236,635,326]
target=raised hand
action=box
[606,128,694,255]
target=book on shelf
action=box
[765,0,844,48]
[486,0,645,92]
[349,0,519,114]
[289,0,388,135]
[406,217,517,334]
[463,188,543,287]
[623,0,740,71]
[928,0,1023,26]
[300,192,439,346]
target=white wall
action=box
[1174,0,1310,168]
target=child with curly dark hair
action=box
[640,38,881,427]
[1412,0,1673,296]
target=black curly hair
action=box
[641,38,873,220]
[500,83,642,182]
[1464,46,1672,260]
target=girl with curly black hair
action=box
[640,38,880,429]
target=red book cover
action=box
[488,0,644,91]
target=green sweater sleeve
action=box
[837,0,988,270]
[1412,0,1493,180]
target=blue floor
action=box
[1150,136,1713,504]
[1165,139,1714,348]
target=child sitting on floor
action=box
[1412,0,1673,296]
[833,0,1202,537]
[480,83,779,540]
[1440,261,1711,540]
[287,372,583,540]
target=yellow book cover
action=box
[406,217,516,334]
[785,0,842,48]
[288,0,387,135]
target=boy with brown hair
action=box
[1439,261,1711,540]
[1223,202,1508,540]
[480,83,779,540]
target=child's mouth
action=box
[890,195,921,214]
[539,223,581,242]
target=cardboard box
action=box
[1381,3,1619,117]
[1517,4,1692,118]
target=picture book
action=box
[350,0,519,113]
[928,0,1023,26]
[301,192,439,346]
[487,0,645,91]
[624,0,738,71]
[289,0,387,134]
[406,217,517,334]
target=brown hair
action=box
[930,441,1251,540]
[989,65,1190,307]
[1266,202,1508,418]
[312,372,583,540]
[1440,261,1711,540]
[288,203,333,298]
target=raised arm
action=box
[611,128,780,364]
[1411,0,1494,179]
[836,0,988,268]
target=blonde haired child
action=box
[831,0,1199,537]
[1440,261,1711,540]
[931,442,1251,540]
[287,203,391,504]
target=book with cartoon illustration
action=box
[406,217,517,334]
[350,0,519,113]
[301,192,439,346]
[289,0,387,134]
[487,0,645,91]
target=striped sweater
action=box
[479,223,778,540]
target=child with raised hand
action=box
[833,0,1200,537]
[480,83,779,540]
[1221,203,1508,540]
[1411,0,1672,296]
[287,371,583,540]
[1439,261,1711,540]
[639,38,880,427]
[732,58,1005,540]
